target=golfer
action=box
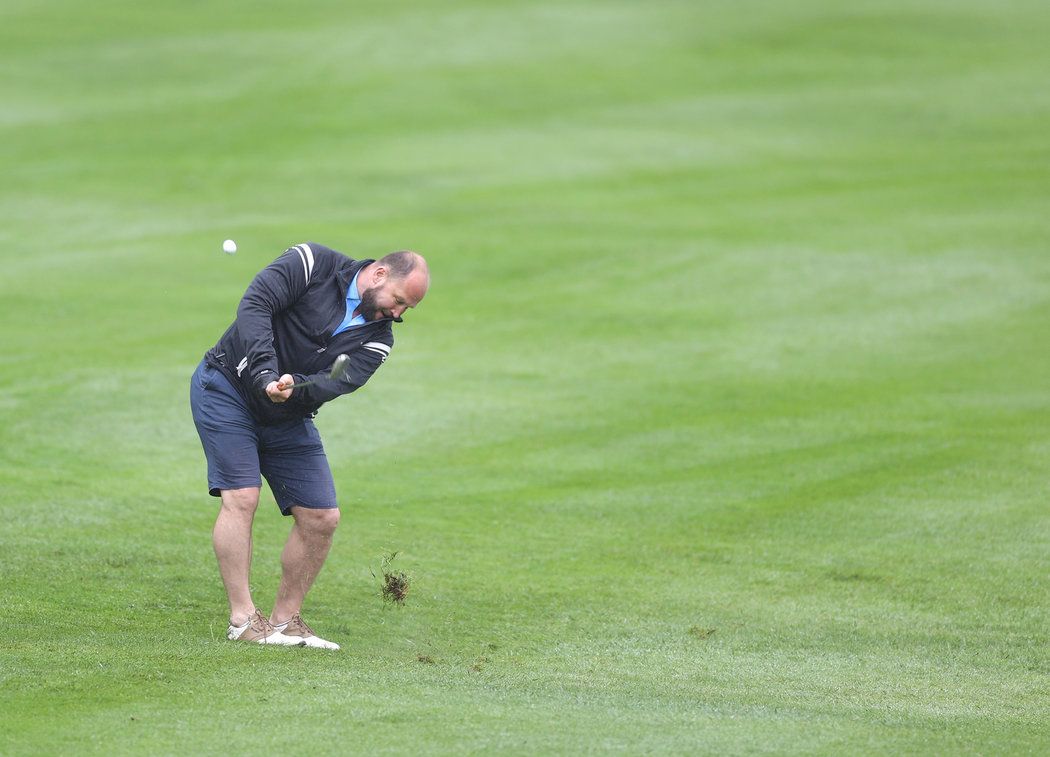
[190,243,429,649]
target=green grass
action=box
[2,0,1049,753]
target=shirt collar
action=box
[347,270,361,302]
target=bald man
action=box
[190,243,429,649]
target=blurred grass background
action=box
[1,1,1048,753]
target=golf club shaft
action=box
[277,378,322,390]
[275,354,349,392]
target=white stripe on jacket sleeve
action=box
[292,243,314,283]
[362,341,391,361]
[297,244,314,279]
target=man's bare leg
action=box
[213,487,261,625]
[271,506,341,624]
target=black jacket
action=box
[204,242,397,425]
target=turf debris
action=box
[372,551,411,605]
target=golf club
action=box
[277,353,350,391]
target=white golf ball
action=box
[223,239,237,254]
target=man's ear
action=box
[372,266,387,285]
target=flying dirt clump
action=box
[371,551,411,605]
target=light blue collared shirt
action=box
[333,270,366,335]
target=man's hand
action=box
[266,374,295,403]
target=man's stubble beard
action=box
[359,287,380,321]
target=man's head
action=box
[357,251,429,322]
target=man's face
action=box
[360,269,427,321]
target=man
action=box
[190,242,429,649]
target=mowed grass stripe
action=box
[3,0,1049,754]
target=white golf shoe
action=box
[272,614,341,650]
[227,610,305,646]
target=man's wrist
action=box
[253,370,277,395]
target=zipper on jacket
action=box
[339,315,402,333]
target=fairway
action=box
[2,0,1049,754]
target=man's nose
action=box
[393,306,406,318]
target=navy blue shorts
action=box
[189,359,338,516]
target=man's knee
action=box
[220,487,261,516]
[293,506,341,536]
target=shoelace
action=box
[249,610,276,635]
[286,614,314,636]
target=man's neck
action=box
[356,262,376,296]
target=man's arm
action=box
[282,342,391,406]
[234,244,318,397]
